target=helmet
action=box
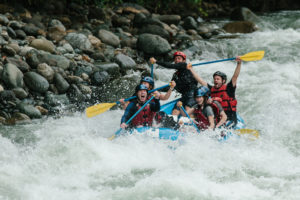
[173,51,186,60]
[135,84,148,93]
[140,76,154,88]
[213,71,227,82]
[194,86,210,97]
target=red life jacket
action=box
[210,84,237,112]
[131,103,156,127]
[194,102,221,130]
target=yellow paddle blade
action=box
[108,135,115,140]
[85,102,117,118]
[240,51,265,61]
[235,128,260,140]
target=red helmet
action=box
[173,51,186,60]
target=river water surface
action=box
[1,11,300,200]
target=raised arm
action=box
[187,63,208,87]
[159,81,176,101]
[150,57,187,70]
[231,57,242,87]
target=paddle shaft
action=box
[181,106,201,133]
[192,58,235,67]
[117,84,169,104]
[151,64,154,78]
[115,95,156,135]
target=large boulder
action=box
[30,38,56,53]
[47,19,66,42]
[230,7,261,23]
[17,102,42,119]
[114,53,136,70]
[137,33,171,55]
[97,29,120,47]
[223,21,257,33]
[1,63,24,88]
[24,72,49,93]
[139,24,170,40]
[53,73,70,94]
[65,32,93,52]
[183,16,198,30]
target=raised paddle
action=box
[86,83,170,118]
[179,104,201,133]
[192,51,265,67]
[109,95,156,140]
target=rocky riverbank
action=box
[0,2,262,125]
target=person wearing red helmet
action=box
[150,51,198,115]
[186,57,242,126]
[120,84,160,129]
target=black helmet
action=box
[140,76,154,88]
[213,71,227,82]
[194,86,210,97]
[135,84,149,93]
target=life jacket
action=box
[130,102,156,127]
[193,102,221,130]
[210,84,237,112]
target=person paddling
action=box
[119,76,176,109]
[150,51,198,115]
[187,57,242,126]
[120,84,160,129]
[180,86,227,130]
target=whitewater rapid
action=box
[1,11,300,200]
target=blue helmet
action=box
[140,76,154,88]
[135,84,149,93]
[194,86,210,97]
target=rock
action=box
[139,24,170,40]
[133,12,146,28]
[8,20,23,29]
[6,112,31,125]
[22,23,45,37]
[45,92,69,106]
[137,33,171,55]
[30,38,55,53]
[0,84,3,92]
[112,15,131,27]
[37,63,54,82]
[68,84,85,103]
[2,63,24,88]
[223,21,257,33]
[17,102,42,119]
[0,90,16,101]
[12,87,28,99]
[118,3,150,15]
[53,73,70,94]
[97,29,120,47]
[67,75,83,84]
[88,35,101,48]
[15,29,27,39]
[91,71,110,85]
[24,71,49,93]
[26,49,70,70]
[35,105,48,115]
[0,116,5,124]
[65,32,93,51]
[78,84,92,94]
[156,15,181,25]
[183,16,198,30]
[47,25,66,42]
[94,62,120,78]
[2,45,16,56]
[7,43,20,54]
[115,53,136,70]
[0,14,9,25]
[121,37,137,49]
[7,26,16,38]
[231,7,261,23]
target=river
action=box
[1,11,299,200]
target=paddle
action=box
[86,83,170,118]
[235,128,260,139]
[192,51,265,67]
[180,105,201,133]
[150,63,154,78]
[109,95,156,140]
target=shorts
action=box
[174,89,197,110]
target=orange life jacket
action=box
[130,103,156,127]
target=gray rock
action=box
[2,45,16,56]
[133,12,146,28]
[0,90,16,101]
[0,84,3,92]
[24,72,49,93]
[2,63,24,88]
[157,15,181,25]
[17,102,42,119]
[68,84,85,103]
[0,14,9,25]
[26,49,70,70]
[231,7,261,23]
[139,24,170,39]
[65,32,93,51]
[37,63,54,82]
[94,62,120,78]
[22,23,43,36]
[121,37,137,48]
[137,33,171,55]
[45,93,69,106]
[114,53,136,70]
[0,35,8,45]
[8,20,23,29]
[54,73,70,94]
[223,21,257,33]
[183,16,198,30]
[7,112,31,125]
[7,27,17,38]
[15,30,27,39]
[98,29,120,47]
[91,71,110,85]
[30,38,56,53]
[12,87,28,99]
